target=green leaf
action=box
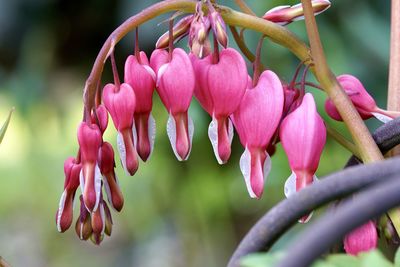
[359,250,394,267]
[0,107,14,145]
[325,254,361,267]
[395,247,400,267]
[240,252,285,267]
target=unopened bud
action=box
[75,195,93,240]
[209,11,228,48]
[263,0,331,26]
[156,15,194,49]
[189,14,211,58]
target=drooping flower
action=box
[56,157,82,232]
[150,48,195,161]
[232,70,284,198]
[263,0,331,26]
[280,93,326,223]
[77,122,103,212]
[125,51,156,161]
[98,142,124,211]
[191,48,248,164]
[325,74,397,123]
[102,83,139,175]
[344,221,378,255]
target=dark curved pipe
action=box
[276,174,400,267]
[227,159,400,267]
[228,118,400,267]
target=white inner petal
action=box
[132,124,137,147]
[284,172,319,198]
[93,164,102,212]
[79,169,85,194]
[166,113,180,161]
[148,113,156,159]
[208,117,223,164]
[186,114,194,160]
[117,132,129,175]
[284,171,297,198]
[56,190,67,232]
[371,112,393,123]
[299,211,314,224]
[239,147,256,198]
[100,202,106,234]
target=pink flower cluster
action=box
[56,1,388,249]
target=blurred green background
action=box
[0,0,392,266]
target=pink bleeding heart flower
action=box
[91,104,109,134]
[125,51,156,161]
[56,157,82,232]
[280,93,326,223]
[263,0,331,26]
[344,220,378,255]
[102,83,139,175]
[325,74,395,123]
[191,48,248,164]
[189,5,211,58]
[77,122,103,212]
[232,70,284,198]
[150,48,195,161]
[98,142,124,212]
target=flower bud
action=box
[189,14,211,58]
[99,142,124,211]
[209,11,228,48]
[92,104,109,134]
[325,74,395,123]
[156,15,194,49]
[75,195,93,240]
[344,221,378,255]
[263,0,331,26]
[56,157,82,232]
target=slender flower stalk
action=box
[300,0,383,163]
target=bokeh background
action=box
[0,0,392,266]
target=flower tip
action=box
[344,221,378,255]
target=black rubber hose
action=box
[276,173,400,267]
[228,118,400,267]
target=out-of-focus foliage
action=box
[0,0,392,266]
[242,249,396,267]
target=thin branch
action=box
[276,173,400,267]
[388,0,400,111]
[301,0,383,163]
[326,124,361,159]
[229,26,256,62]
[234,0,256,16]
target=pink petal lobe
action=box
[344,221,378,255]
